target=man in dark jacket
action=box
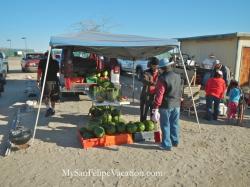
[37,51,60,117]
[212,60,231,86]
[152,58,183,151]
[140,57,159,122]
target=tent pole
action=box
[31,46,52,145]
[178,46,201,133]
[132,58,135,103]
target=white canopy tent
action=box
[32,31,200,144]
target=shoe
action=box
[159,145,171,151]
[172,144,178,147]
[45,108,55,117]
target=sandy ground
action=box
[0,57,250,187]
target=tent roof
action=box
[50,31,179,60]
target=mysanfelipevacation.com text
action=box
[62,169,164,179]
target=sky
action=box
[0,0,250,51]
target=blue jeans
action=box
[205,95,220,120]
[159,107,180,149]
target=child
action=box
[227,80,241,119]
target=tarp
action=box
[50,31,179,60]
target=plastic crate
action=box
[64,77,84,90]
[77,130,133,149]
[132,131,161,143]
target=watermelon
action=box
[144,120,155,131]
[105,124,116,135]
[79,127,88,134]
[93,126,105,138]
[112,115,120,123]
[116,122,126,133]
[82,131,95,139]
[102,113,112,124]
[126,122,138,133]
[134,122,145,132]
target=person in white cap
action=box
[201,54,217,86]
[152,58,183,151]
[204,70,226,121]
[212,60,231,86]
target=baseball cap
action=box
[216,70,223,75]
[158,58,175,68]
[215,60,220,64]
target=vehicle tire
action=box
[136,67,143,80]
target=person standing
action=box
[201,54,217,86]
[140,57,159,122]
[152,58,183,151]
[37,51,60,117]
[205,70,226,121]
[212,60,231,86]
[227,80,241,119]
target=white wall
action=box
[180,38,238,73]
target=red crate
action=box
[77,130,133,149]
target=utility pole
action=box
[21,37,27,52]
[7,39,11,49]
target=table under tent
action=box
[32,31,200,145]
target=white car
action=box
[117,59,149,80]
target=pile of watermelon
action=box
[80,111,156,139]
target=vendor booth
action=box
[32,31,200,146]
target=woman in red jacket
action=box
[205,70,226,120]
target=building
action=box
[178,32,250,86]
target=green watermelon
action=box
[134,122,145,132]
[79,127,88,134]
[144,120,155,131]
[105,124,116,135]
[112,115,120,123]
[102,113,112,124]
[93,126,105,138]
[126,122,138,133]
[82,131,95,139]
[116,122,126,133]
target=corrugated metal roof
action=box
[178,32,250,41]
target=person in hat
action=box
[140,57,159,122]
[212,60,231,86]
[37,51,60,117]
[152,58,183,151]
[204,70,226,121]
[201,54,217,86]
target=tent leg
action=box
[31,46,52,145]
[178,46,201,133]
[132,59,135,103]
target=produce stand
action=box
[32,31,200,146]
